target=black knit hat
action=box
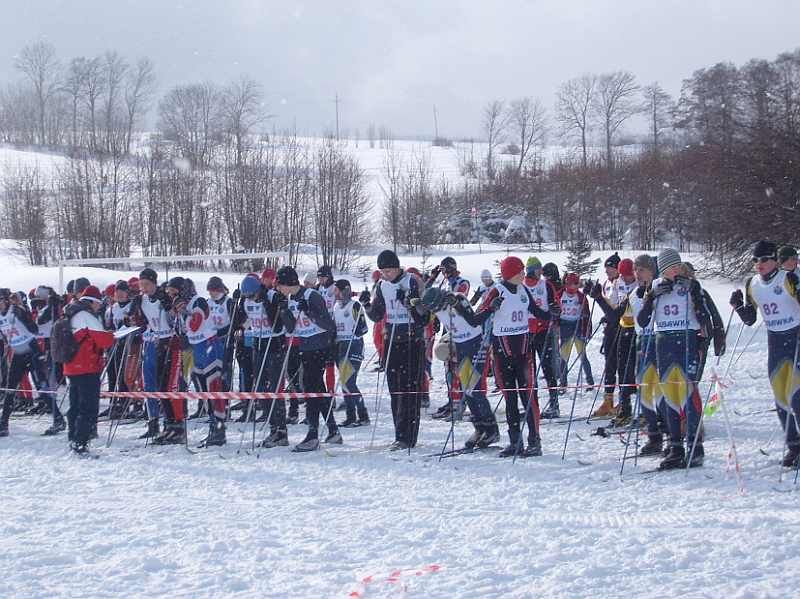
[777,245,797,263]
[206,276,227,292]
[317,264,333,279]
[74,277,91,294]
[752,240,777,260]
[377,249,400,269]
[334,279,351,295]
[440,256,457,272]
[604,252,621,269]
[139,268,158,283]
[166,276,185,291]
[276,266,300,286]
[115,280,130,292]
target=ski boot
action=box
[0,420,8,438]
[292,431,320,452]
[198,419,226,448]
[188,403,207,420]
[324,429,343,444]
[476,424,500,449]
[431,403,452,420]
[782,446,800,468]
[610,399,632,428]
[259,429,289,448]
[658,444,686,470]
[499,430,523,458]
[592,393,615,417]
[520,435,543,458]
[638,433,663,457]
[388,440,410,451]
[584,378,595,393]
[339,406,359,428]
[464,429,485,451]
[70,441,89,455]
[42,415,66,436]
[688,443,704,468]
[540,398,560,419]
[356,404,370,427]
[157,422,187,445]
[138,419,160,439]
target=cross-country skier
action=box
[731,241,800,468]
[101,280,134,420]
[370,270,386,373]
[317,264,338,397]
[591,252,623,417]
[523,257,561,419]
[557,273,594,403]
[129,268,185,444]
[360,249,426,450]
[275,266,341,452]
[62,285,114,454]
[416,287,501,449]
[167,278,227,447]
[0,287,65,437]
[637,248,714,469]
[470,269,496,307]
[479,256,550,457]
[332,279,370,427]
[589,258,640,425]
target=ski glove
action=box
[582,280,594,297]
[589,282,603,300]
[729,289,744,309]
[445,292,459,307]
[358,290,371,305]
[296,297,309,314]
[232,289,241,301]
[651,280,673,298]
[489,295,504,312]
[396,288,406,303]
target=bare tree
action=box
[14,41,61,145]
[593,70,639,169]
[124,57,156,154]
[556,74,596,168]
[157,82,223,168]
[482,99,507,180]
[641,82,674,155]
[101,51,128,155]
[221,76,264,166]
[82,56,105,151]
[508,97,547,176]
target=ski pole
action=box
[620,324,657,477]
[369,322,397,449]
[254,331,296,458]
[513,319,556,464]
[686,306,737,477]
[438,309,459,461]
[320,303,365,445]
[237,333,274,454]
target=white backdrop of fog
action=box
[2,0,798,138]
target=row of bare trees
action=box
[1,136,369,269]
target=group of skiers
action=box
[1,241,799,471]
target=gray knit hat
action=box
[657,248,682,273]
[634,254,656,273]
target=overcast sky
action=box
[2,1,799,138]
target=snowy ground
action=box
[1,245,798,598]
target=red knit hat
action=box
[618,258,634,277]
[500,256,525,281]
[261,268,276,283]
[80,285,102,302]
[104,284,116,298]
[371,270,381,282]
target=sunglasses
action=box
[752,256,775,263]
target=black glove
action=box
[729,289,743,309]
[582,280,593,297]
[396,288,406,303]
[430,265,441,279]
[232,288,241,301]
[296,297,309,314]
[359,290,371,305]
[589,282,603,300]
[636,286,646,299]
[651,279,673,298]
[489,295,504,312]
[444,293,459,307]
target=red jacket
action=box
[63,306,115,376]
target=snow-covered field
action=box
[0,243,798,598]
